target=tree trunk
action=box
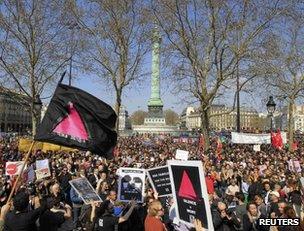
[288,98,295,152]
[115,91,122,134]
[200,106,210,150]
[31,110,38,137]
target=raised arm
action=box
[118,201,136,223]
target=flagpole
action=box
[6,141,35,204]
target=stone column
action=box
[148,26,163,108]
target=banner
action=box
[168,160,213,230]
[34,83,117,158]
[35,159,51,180]
[147,166,172,197]
[69,177,102,204]
[175,149,189,161]
[231,132,287,144]
[18,138,77,153]
[5,161,25,176]
[117,168,145,203]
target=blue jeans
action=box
[73,206,82,228]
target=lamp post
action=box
[266,96,277,171]
[266,96,276,131]
[33,94,42,134]
[67,21,80,85]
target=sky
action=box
[71,72,189,115]
[67,71,265,116]
[56,49,191,115]
[41,37,267,116]
[43,54,266,116]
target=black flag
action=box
[34,84,117,158]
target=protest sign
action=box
[23,165,35,184]
[5,161,25,176]
[288,160,302,173]
[259,165,267,176]
[168,160,213,230]
[118,168,145,203]
[175,149,189,160]
[69,177,102,204]
[35,159,51,180]
[253,145,261,152]
[147,166,172,197]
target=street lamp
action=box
[67,21,80,85]
[266,96,276,131]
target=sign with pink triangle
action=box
[168,160,213,230]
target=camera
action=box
[27,182,36,196]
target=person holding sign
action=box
[39,197,72,231]
[90,200,136,231]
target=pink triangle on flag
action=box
[178,170,197,200]
[53,102,88,140]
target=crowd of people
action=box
[0,134,302,231]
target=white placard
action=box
[5,161,25,176]
[117,168,146,203]
[35,159,51,180]
[253,145,261,152]
[175,149,189,160]
[69,177,102,204]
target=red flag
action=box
[216,137,222,160]
[292,141,298,151]
[271,129,283,150]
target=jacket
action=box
[70,188,83,205]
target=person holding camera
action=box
[39,197,72,231]
[90,199,136,231]
[4,190,47,231]
[212,201,241,231]
[243,202,268,231]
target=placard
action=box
[23,165,35,184]
[118,168,145,203]
[147,166,172,197]
[288,160,302,173]
[69,177,102,204]
[253,145,261,152]
[35,159,51,180]
[5,161,25,176]
[175,149,189,160]
[168,160,213,230]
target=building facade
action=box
[0,88,31,133]
[292,105,304,133]
[181,105,261,131]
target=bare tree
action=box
[164,109,179,125]
[153,0,283,148]
[73,0,150,133]
[252,2,304,150]
[130,110,148,125]
[0,0,70,135]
